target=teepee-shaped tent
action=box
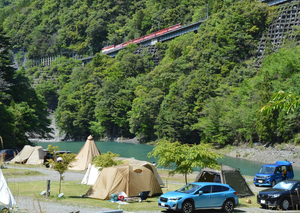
[69,135,101,171]
[0,169,15,208]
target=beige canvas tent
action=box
[69,135,101,171]
[84,163,163,200]
[120,158,165,187]
[26,146,46,165]
[10,145,35,164]
[10,145,46,165]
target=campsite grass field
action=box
[2,168,43,178]
[7,166,262,212]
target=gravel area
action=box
[3,164,300,213]
[225,144,300,168]
[5,164,86,182]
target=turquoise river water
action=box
[35,141,300,179]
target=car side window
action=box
[212,185,229,193]
[287,165,293,172]
[200,185,211,194]
[281,166,286,173]
[275,167,281,173]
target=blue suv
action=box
[253,161,294,187]
[158,182,239,213]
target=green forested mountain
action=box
[0,0,208,57]
[0,25,51,148]
[2,0,300,148]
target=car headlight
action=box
[270,194,280,198]
[266,176,271,179]
[169,197,182,201]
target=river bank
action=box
[222,143,300,168]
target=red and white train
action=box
[102,23,181,53]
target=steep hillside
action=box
[0,0,208,58]
[3,0,300,147]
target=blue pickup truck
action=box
[253,161,294,187]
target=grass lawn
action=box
[2,168,43,178]
[7,168,261,211]
[8,180,173,212]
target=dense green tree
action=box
[128,86,164,142]
[55,65,98,140]
[90,47,153,140]
[256,43,300,144]
[0,25,51,148]
[92,151,123,169]
[261,91,300,114]
[148,139,223,184]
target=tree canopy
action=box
[148,139,223,184]
[92,151,123,170]
[0,24,52,148]
[3,0,300,148]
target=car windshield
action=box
[273,182,294,190]
[176,184,201,194]
[258,166,275,174]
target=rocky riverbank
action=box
[223,143,300,168]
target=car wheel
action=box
[280,198,290,210]
[261,204,267,209]
[222,199,235,212]
[271,180,276,187]
[181,201,194,213]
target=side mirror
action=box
[198,191,203,195]
[276,171,280,174]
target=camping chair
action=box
[137,191,150,202]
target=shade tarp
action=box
[81,163,101,185]
[85,163,163,200]
[195,164,254,198]
[69,135,101,171]
[10,145,35,164]
[0,169,15,207]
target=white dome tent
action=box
[0,169,16,209]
